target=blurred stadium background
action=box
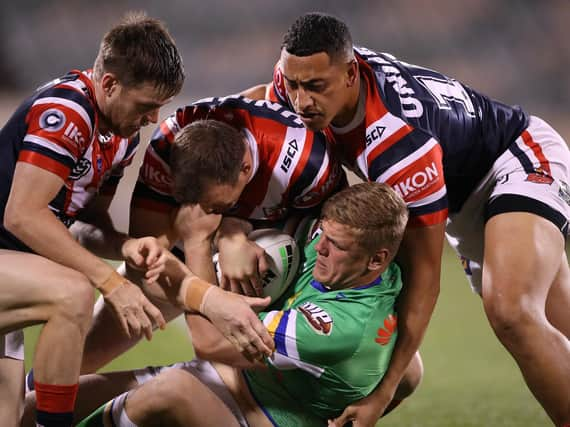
[2,1,568,425]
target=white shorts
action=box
[133,359,249,427]
[446,116,570,294]
[0,330,24,360]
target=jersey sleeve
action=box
[132,115,181,213]
[260,301,363,369]
[368,125,448,227]
[20,86,95,180]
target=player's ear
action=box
[368,248,389,272]
[101,73,120,97]
[346,59,358,88]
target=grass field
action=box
[23,245,552,426]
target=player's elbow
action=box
[3,203,29,237]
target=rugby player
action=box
[0,13,184,427]
[25,183,422,427]
[78,95,344,374]
[243,12,570,426]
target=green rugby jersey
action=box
[244,228,402,426]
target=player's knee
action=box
[147,370,195,413]
[395,352,423,399]
[51,272,95,329]
[483,288,539,342]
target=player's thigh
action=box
[0,249,91,331]
[483,212,565,312]
[545,251,570,338]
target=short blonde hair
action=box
[321,182,408,259]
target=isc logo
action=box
[298,301,333,335]
[365,125,386,146]
[280,138,299,173]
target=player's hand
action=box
[121,237,169,283]
[217,233,269,296]
[328,388,393,427]
[103,280,166,341]
[200,286,274,360]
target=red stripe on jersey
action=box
[385,144,445,205]
[18,151,70,180]
[407,209,448,227]
[366,124,413,166]
[159,121,175,144]
[131,197,173,213]
[521,130,551,175]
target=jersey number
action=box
[415,76,476,117]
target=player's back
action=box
[356,47,529,211]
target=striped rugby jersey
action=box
[0,70,139,251]
[134,95,343,223]
[270,47,529,227]
[243,228,402,426]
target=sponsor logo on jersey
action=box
[375,313,397,346]
[280,138,299,173]
[69,158,91,180]
[525,168,554,185]
[365,125,386,147]
[298,302,333,335]
[63,121,85,146]
[141,155,173,193]
[39,108,66,132]
[392,161,440,198]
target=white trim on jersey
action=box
[23,134,77,163]
[164,114,182,136]
[406,184,447,208]
[376,137,439,183]
[250,126,308,218]
[263,310,325,378]
[33,97,93,135]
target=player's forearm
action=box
[71,220,129,260]
[5,208,115,286]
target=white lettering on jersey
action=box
[298,302,333,335]
[63,122,85,145]
[415,76,476,117]
[356,49,424,119]
[393,162,439,198]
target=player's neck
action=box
[331,73,362,128]
[92,80,113,136]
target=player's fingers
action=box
[240,279,257,297]
[329,408,354,427]
[138,311,154,341]
[257,253,269,275]
[243,295,272,312]
[126,311,142,338]
[220,275,231,291]
[144,244,162,266]
[247,318,274,356]
[230,279,242,295]
[249,274,264,297]
[143,299,166,330]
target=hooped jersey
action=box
[134,95,343,223]
[0,70,139,250]
[270,46,529,226]
[243,227,402,426]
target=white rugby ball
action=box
[213,228,300,301]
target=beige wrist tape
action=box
[98,270,126,296]
[179,276,214,312]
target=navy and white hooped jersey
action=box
[134,95,343,223]
[0,70,139,250]
[270,46,530,227]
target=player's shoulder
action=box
[32,70,97,132]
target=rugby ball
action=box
[213,228,300,301]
